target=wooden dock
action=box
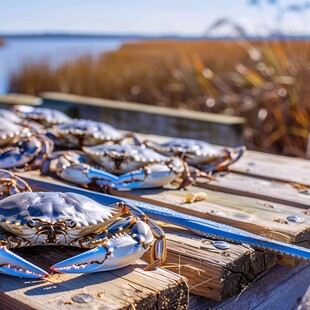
[108,134,310,306]
[0,96,309,308]
[15,139,310,306]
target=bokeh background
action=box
[1,0,310,156]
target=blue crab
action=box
[41,144,202,189]
[82,143,170,174]
[0,191,166,278]
[145,138,246,173]
[0,109,44,133]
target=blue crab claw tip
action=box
[51,246,108,274]
[0,247,49,278]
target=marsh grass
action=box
[9,39,310,157]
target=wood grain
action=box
[231,150,310,186]
[190,263,310,310]
[197,173,310,209]
[143,225,276,300]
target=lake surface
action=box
[0,37,127,94]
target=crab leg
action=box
[143,218,167,271]
[57,163,118,186]
[0,246,48,278]
[30,135,54,170]
[0,146,26,169]
[51,220,155,273]
[200,146,246,172]
[92,213,167,271]
[0,169,32,195]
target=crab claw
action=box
[110,159,184,189]
[0,246,48,278]
[51,222,154,273]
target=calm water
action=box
[0,37,126,94]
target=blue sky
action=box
[0,0,309,36]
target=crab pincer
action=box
[51,221,153,273]
[0,246,48,278]
[51,209,166,274]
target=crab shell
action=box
[152,138,227,165]
[0,192,120,246]
[13,105,72,126]
[82,144,170,174]
[0,109,23,124]
[0,119,31,147]
[53,119,123,147]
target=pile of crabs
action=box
[0,105,245,278]
[0,105,245,191]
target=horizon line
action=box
[1,31,310,40]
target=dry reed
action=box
[9,39,310,157]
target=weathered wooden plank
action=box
[0,292,33,310]
[231,150,310,186]
[113,186,310,244]
[1,246,188,310]
[197,173,310,209]
[189,262,310,310]
[142,225,277,301]
[299,284,310,310]
[41,92,245,146]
